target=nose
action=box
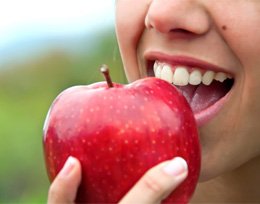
[145,0,211,36]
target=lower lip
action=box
[193,89,232,127]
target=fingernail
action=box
[163,157,188,176]
[59,156,77,177]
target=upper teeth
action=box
[154,61,232,86]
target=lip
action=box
[144,51,235,76]
[144,51,235,127]
[194,88,233,127]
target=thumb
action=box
[119,157,188,204]
[48,156,82,204]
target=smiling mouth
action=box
[147,59,235,126]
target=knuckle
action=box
[48,185,58,202]
[141,170,166,195]
[48,181,63,203]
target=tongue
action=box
[176,81,230,114]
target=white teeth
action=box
[173,67,189,86]
[153,61,233,86]
[154,62,162,78]
[202,71,215,86]
[189,69,202,85]
[161,64,173,83]
[153,61,158,74]
[227,74,233,79]
[215,72,227,82]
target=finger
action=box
[48,156,82,204]
[119,157,188,204]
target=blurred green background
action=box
[0,1,126,203]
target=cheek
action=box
[216,3,260,72]
[214,4,260,110]
[209,0,260,71]
[199,3,260,180]
[226,22,260,69]
[224,12,260,114]
[115,0,150,81]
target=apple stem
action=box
[100,65,114,88]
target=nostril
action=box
[168,28,197,38]
[170,28,191,34]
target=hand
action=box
[119,157,188,203]
[47,156,81,204]
[47,156,188,204]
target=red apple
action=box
[43,65,200,203]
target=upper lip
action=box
[144,51,235,76]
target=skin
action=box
[48,0,260,203]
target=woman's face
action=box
[115,0,260,181]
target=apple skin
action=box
[43,77,200,203]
